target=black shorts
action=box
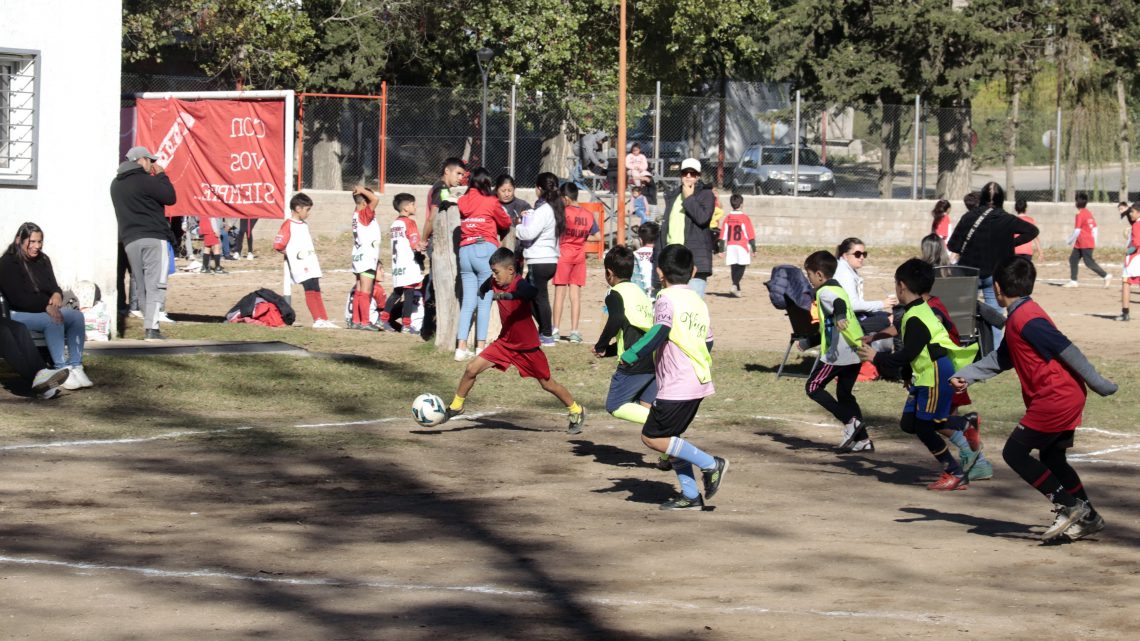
[642,398,703,439]
[1008,424,1075,451]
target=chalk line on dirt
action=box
[0,554,944,625]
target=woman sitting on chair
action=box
[833,237,897,334]
[0,222,92,389]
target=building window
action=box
[0,49,39,187]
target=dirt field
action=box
[2,243,1138,640]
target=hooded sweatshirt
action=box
[110,162,178,245]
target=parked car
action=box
[731,145,835,197]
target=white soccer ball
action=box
[411,393,447,427]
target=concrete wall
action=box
[1,2,122,301]
[301,186,1129,252]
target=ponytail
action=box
[536,172,566,239]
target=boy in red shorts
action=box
[445,247,587,434]
[952,256,1117,541]
[551,182,600,344]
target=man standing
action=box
[110,146,177,340]
[653,158,715,298]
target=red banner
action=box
[135,98,286,219]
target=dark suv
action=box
[730,145,835,197]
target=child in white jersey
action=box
[274,193,336,328]
[350,185,383,330]
[381,193,425,333]
[632,221,658,298]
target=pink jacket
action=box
[626,152,651,182]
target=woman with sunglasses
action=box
[653,158,716,297]
[834,237,896,333]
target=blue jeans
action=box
[458,241,495,343]
[978,276,1003,345]
[11,309,85,368]
[688,277,708,299]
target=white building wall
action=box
[1,1,122,313]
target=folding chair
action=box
[931,265,979,344]
[776,293,819,380]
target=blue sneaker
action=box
[540,334,556,347]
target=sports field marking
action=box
[0,554,944,625]
[1069,442,1140,459]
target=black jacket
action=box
[0,250,62,312]
[110,162,177,245]
[227,288,296,326]
[653,183,716,286]
[947,207,1039,278]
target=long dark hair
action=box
[930,199,951,233]
[535,172,566,239]
[979,182,1005,210]
[835,237,864,259]
[468,167,495,197]
[8,222,47,292]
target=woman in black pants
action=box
[236,218,258,259]
[515,172,565,346]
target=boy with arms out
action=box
[720,194,756,297]
[381,193,425,333]
[858,259,978,490]
[619,244,728,510]
[349,185,382,330]
[444,247,586,434]
[952,256,1116,541]
[801,250,871,452]
[274,193,336,328]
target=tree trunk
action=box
[878,98,902,199]
[1004,79,1021,204]
[717,74,727,188]
[431,205,462,352]
[1118,75,1131,202]
[311,130,343,190]
[936,101,973,200]
[540,121,572,176]
[1064,103,1082,202]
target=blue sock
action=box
[947,430,971,453]
[667,436,716,471]
[671,460,700,499]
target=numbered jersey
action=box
[274,218,322,284]
[351,208,381,274]
[390,217,423,288]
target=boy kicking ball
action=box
[620,244,727,510]
[444,247,586,434]
[951,256,1117,541]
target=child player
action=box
[349,185,382,330]
[858,259,978,490]
[552,182,601,343]
[381,193,425,333]
[719,194,756,297]
[632,221,658,298]
[952,256,1117,541]
[618,244,728,510]
[592,246,670,469]
[444,247,586,434]
[274,193,337,328]
[1114,202,1140,322]
[801,251,870,452]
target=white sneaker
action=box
[838,421,857,449]
[1062,280,1079,288]
[475,347,484,357]
[129,310,144,318]
[849,438,875,452]
[454,348,473,362]
[157,312,176,324]
[31,367,70,393]
[1104,274,1113,288]
[245,252,255,260]
[68,365,94,389]
[312,319,339,329]
[38,387,62,400]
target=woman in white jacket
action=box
[516,172,565,346]
[834,237,896,333]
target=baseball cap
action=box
[680,158,701,174]
[126,146,158,161]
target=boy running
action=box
[858,259,978,490]
[801,250,870,452]
[381,193,425,333]
[619,244,728,510]
[444,247,586,434]
[952,256,1117,541]
[719,194,756,297]
[1063,192,1110,288]
[349,185,382,330]
[274,193,336,328]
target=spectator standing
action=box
[1063,192,1110,288]
[516,172,563,347]
[455,168,512,361]
[422,157,467,251]
[551,182,600,344]
[930,199,952,243]
[1013,199,1042,261]
[110,146,177,340]
[654,158,715,298]
[236,217,258,259]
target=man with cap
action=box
[110,146,177,340]
[653,158,716,298]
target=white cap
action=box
[680,158,701,173]
[126,146,158,161]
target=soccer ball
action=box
[411,393,447,427]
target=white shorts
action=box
[725,245,751,265]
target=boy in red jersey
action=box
[952,256,1117,541]
[444,247,586,434]
[718,193,756,297]
[1114,203,1140,321]
[1063,192,1110,288]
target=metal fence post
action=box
[1054,108,1062,203]
[792,90,801,197]
[912,95,920,200]
[653,81,661,175]
[379,81,387,193]
[296,94,305,191]
[509,76,517,178]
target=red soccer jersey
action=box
[1075,208,1097,249]
[560,205,599,257]
[272,219,292,252]
[458,191,511,247]
[933,215,951,241]
[493,275,540,350]
[720,212,756,250]
[1014,214,1036,255]
[1004,299,1087,432]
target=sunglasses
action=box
[851,251,869,259]
[681,170,700,177]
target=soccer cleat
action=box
[1064,512,1105,541]
[402,326,420,335]
[31,368,69,394]
[360,323,381,332]
[312,319,338,329]
[567,406,586,434]
[442,406,464,423]
[731,285,742,298]
[144,328,164,341]
[702,457,729,500]
[381,322,401,333]
[1043,501,1091,541]
[848,438,875,452]
[1115,312,1130,322]
[967,458,994,481]
[659,494,705,511]
[213,266,228,274]
[962,411,982,453]
[540,335,556,347]
[568,331,583,344]
[199,265,212,274]
[655,455,674,471]
[1104,274,1113,288]
[927,471,968,491]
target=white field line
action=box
[1069,442,1140,459]
[0,413,500,452]
[0,554,943,625]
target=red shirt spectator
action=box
[458,191,511,248]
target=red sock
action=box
[372,282,387,309]
[353,290,370,324]
[305,291,328,321]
